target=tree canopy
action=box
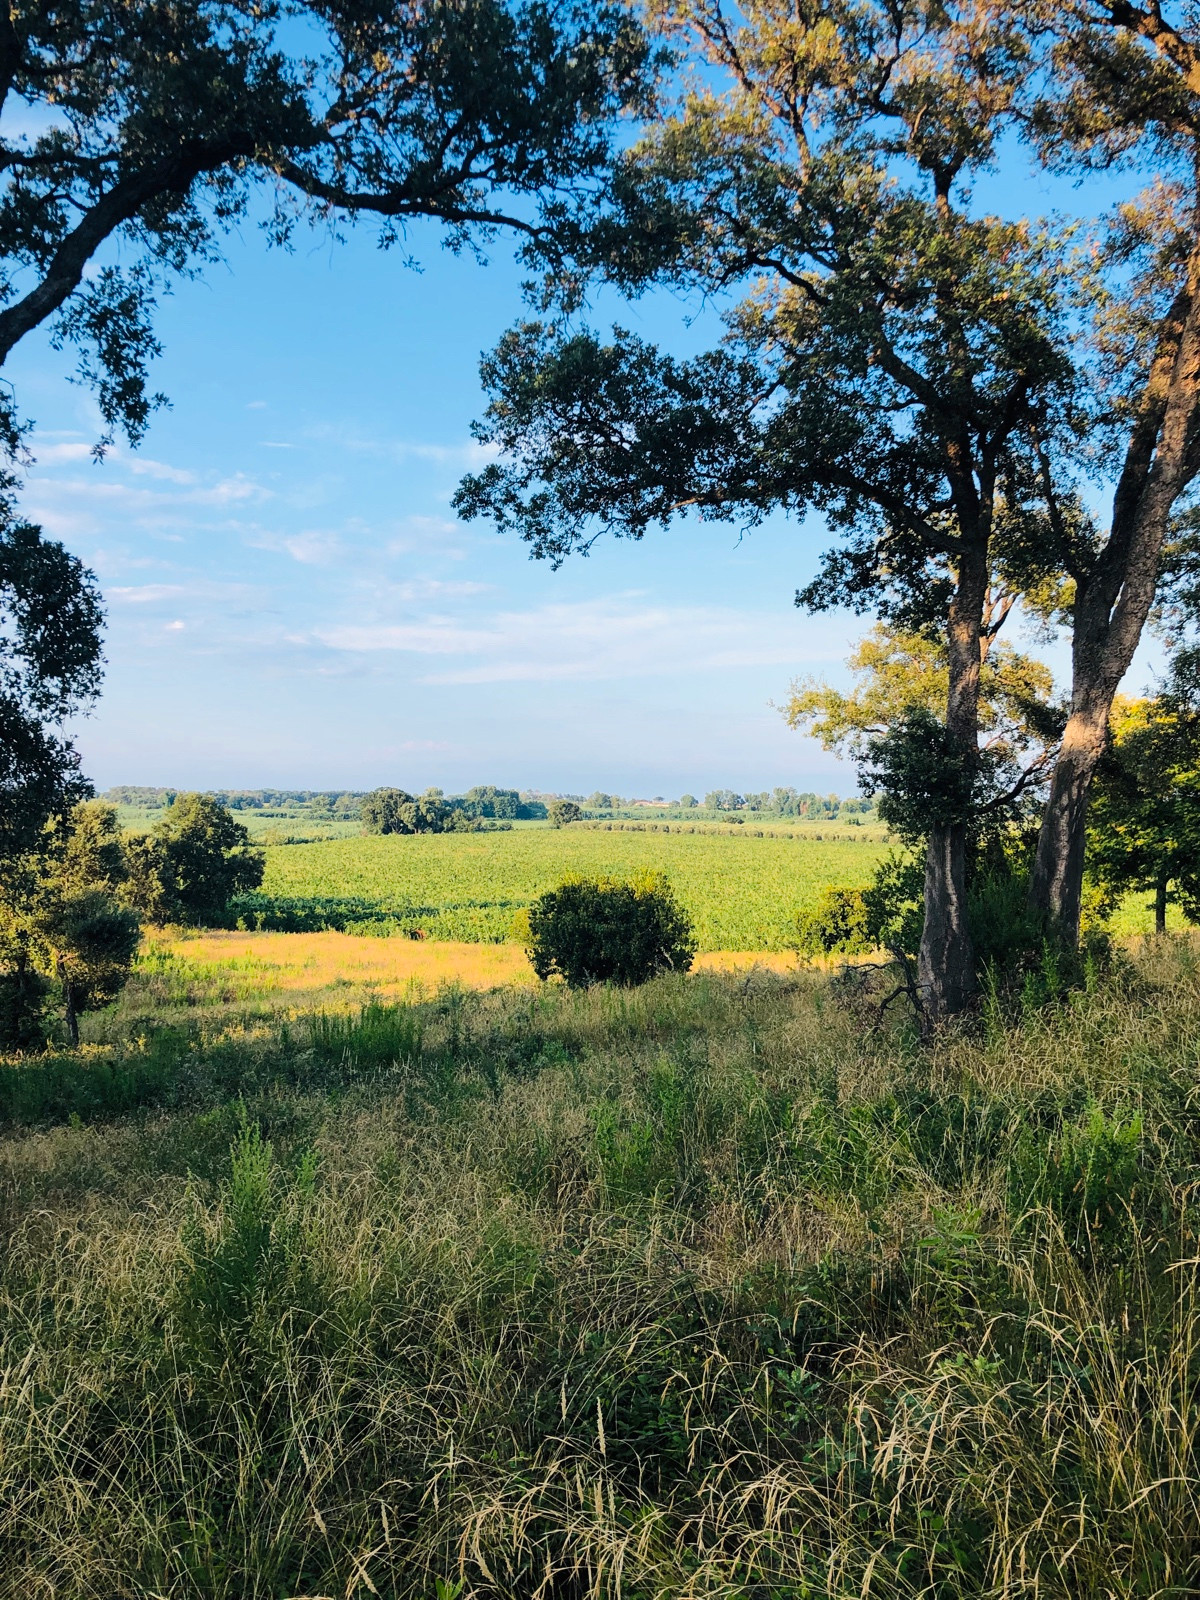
[125,793,264,925]
[0,0,655,451]
[0,515,104,859]
[455,0,1082,1021]
[1088,652,1200,935]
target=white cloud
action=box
[310,423,498,468]
[125,457,196,485]
[382,577,491,601]
[110,584,189,604]
[251,529,343,565]
[314,594,842,684]
[109,581,259,606]
[31,441,93,465]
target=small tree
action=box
[548,799,583,828]
[125,794,264,927]
[44,889,141,1046]
[0,801,140,1048]
[527,872,695,987]
[1087,654,1200,935]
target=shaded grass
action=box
[1,940,1200,1595]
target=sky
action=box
[8,146,1168,799]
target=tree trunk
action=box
[916,531,988,1028]
[57,957,79,1048]
[918,821,974,1021]
[1028,688,1111,946]
[1156,872,1168,936]
[1031,245,1200,944]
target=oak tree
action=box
[1027,0,1200,939]
[0,0,654,453]
[456,0,1080,1022]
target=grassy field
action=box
[252,825,889,949]
[2,935,1199,1595]
[77,933,800,1041]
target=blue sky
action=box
[10,153,1165,798]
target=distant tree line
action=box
[102,784,877,832]
[105,787,363,816]
[356,785,875,832]
[360,786,550,835]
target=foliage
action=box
[860,710,1008,841]
[1088,655,1200,932]
[0,517,104,860]
[454,0,1087,1017]
[783,622,1061,766]
[526,871,696,986]
[461,785,546,821]
[125,793,264,927]
[361,788,417,835]
[547,799,582,828]
[0,801,140,1048]
[793,886,874,957]
[0,0,655,453]
[3,942,1200,1592]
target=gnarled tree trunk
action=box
[1030,249,1200,943]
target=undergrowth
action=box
[1,938,1199,1597]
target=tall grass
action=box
[1,942,1199,1595]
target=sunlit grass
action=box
[7,924,1200,1596]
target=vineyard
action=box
[248,825,889,950]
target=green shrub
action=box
[793,885,874,955]
[0,965,50,1051]
[527,871,696,987]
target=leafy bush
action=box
[793,886,874,955]
[124,793,264,925]
[526,871,696,986]
[547,799,582,828]
[0,965,50,1051]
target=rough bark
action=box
[1156,872,1168,935]
[918,821,975,1022]
[917,525,989,1026]
[1030,243,1200,942]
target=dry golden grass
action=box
[159,929,539,1000]
[148,931,801,1009]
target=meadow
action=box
[249,824,889,949]
[1,934,1199,1596]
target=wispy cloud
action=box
[109,581,259,606]
[309,423,497,469]
[315,594,838,684]
[250,528,343,566]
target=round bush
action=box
[526,871,696,987]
